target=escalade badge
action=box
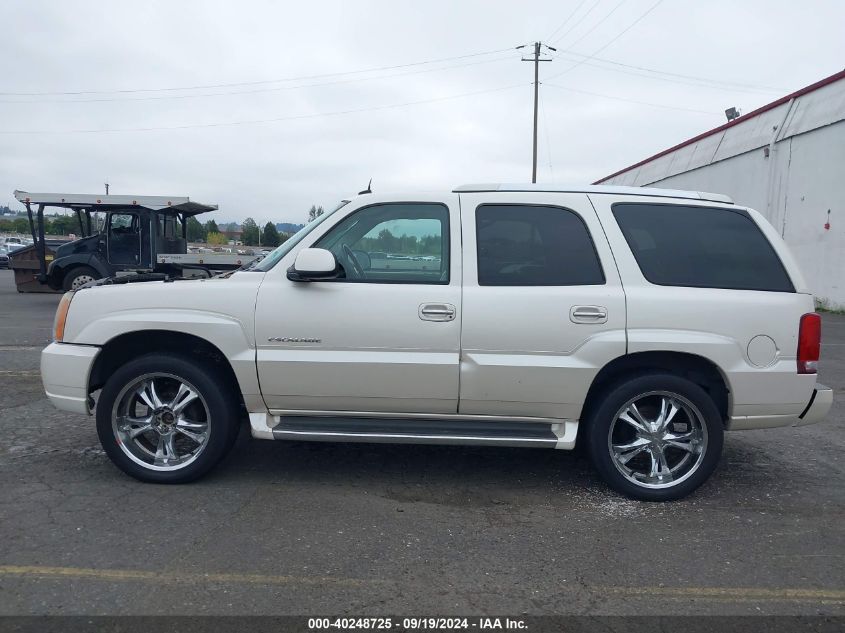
[268,337,321,343]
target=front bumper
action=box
[41,342,100,415]
[794,383,834,427]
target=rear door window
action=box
[476,204,605,286]
[612,203,794,292]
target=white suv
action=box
[41,184,833,500]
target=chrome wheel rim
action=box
[70,274,95,289]
[111,372,211,471]
[608,391,708,489]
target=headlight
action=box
[53,291,74,342]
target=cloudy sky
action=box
[1,0,843,224]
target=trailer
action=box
[11,190,257,292]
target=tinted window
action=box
[316,203,449,284]
[612,203,794,292]
[476,205,604,286]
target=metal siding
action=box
[601,75,845,187]
[710,103,791,162]
[598,70,845,185]
[780,78,845,139]
[779,124,845,308]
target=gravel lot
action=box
[0,268,843,616]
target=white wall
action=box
[643,121,845,309]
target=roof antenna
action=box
[358,178,372,195]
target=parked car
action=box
[0,236,27,247]
[40,184,832,500]
[1,242,25,271]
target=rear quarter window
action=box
[612,203,794,292]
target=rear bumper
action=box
[794,383,834,427]
[729,383,833,430]
[41,342,100,415]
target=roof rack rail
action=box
[452,183,733,205]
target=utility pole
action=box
[519,42,554,183]
[104,180,110,195]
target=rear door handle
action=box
[419,303,456,322]
[570,305,608,324]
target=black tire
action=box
[96,353,239,483]
[585,373,723,501]
[62,265,100,291]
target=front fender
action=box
[50,253,112,283]
[69,308,260,399]
[62,273,264,401]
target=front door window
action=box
[315,203,449,284]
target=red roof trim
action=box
[593,67,845,184]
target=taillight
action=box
[797,313,821,374]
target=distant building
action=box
[597,69,845,309]
[221,227,243,242]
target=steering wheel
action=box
[342,243,364,279]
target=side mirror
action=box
[287,248,338,282]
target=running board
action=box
[249,413,577,449]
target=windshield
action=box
[252,200,349,272]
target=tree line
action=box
[189,217,287,248]
[358,229,442,256]
[0,215,77,236]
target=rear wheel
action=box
[96,353,239,483]
[586,373,723,501]
[62,265,99,291]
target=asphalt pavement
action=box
[0,269,843,616]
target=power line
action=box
[0,47,514,97]
[552,50,784,94]
[543,81,718,115]
[560,0,630,51]
[549,0,604,47]
[546,0,665,82]
[546,0,591,42]
[0,82,528,135]
[0,54,517,104]
[542,0,781,95]
[584,0,665,57]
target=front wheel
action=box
[96,353,239,483]
[586,374,724,501]
[62,265,99,291]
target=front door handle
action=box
[570,305,608,324]
[419,303,456,322]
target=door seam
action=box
[587,194,629,354]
